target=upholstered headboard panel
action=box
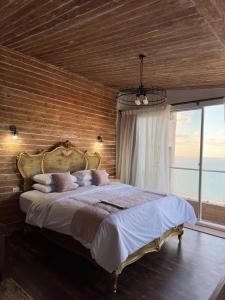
[85,152,101,170]
[42,146,87,173]
[17,141,101,191]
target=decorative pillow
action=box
[32,183,55,193]
[52,172,79,192]
[71,170,92,181]
[77,180,92,187]
[33,173,77,185]
[92,170,110,186]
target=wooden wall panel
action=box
[0,45,117,225]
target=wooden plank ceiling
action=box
[0,0,225,89]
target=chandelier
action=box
[118,54,167,106]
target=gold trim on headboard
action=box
[17,151,46,191]
[17,142,101,191]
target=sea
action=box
[170,157,225,205]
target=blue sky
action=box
[175,104,225,158]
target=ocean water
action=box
[170,157,225,205]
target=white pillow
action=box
[71,170,92,181]
[32,183,55,193]
[77,179,92,187]
[33,173,77,185]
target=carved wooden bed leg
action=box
[112,270,120,293]
[178,225,184,241]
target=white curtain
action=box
[117,105,174,193]
[117,111,137,184]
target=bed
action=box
[17,141,196,292]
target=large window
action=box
[170,103,225,227]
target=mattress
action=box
[19,185,99,236]
[20,183,197,272]
[20,191,35,213]
[19,185,97,213]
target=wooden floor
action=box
[185,224,225,239]
[4,229,225,300]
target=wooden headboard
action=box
[17,141,101,191]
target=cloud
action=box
[175,109,225,158]
[204,137,225,146]
[204,128,225,146]
[176,112,192,124]
[176,134,192,144]
[176,133,200,144]
[215,129,225,136]
[193,130,200,136]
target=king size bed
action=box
[17,141,196,292]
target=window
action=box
[170,103,225,227]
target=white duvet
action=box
[20,183,196,273]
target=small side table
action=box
[0,223,8,281]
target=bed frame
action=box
[17,141,184,292]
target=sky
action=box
[175,104,225,159]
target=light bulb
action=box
[135,96,141,105]
[143,96,148,105]
[12,134,18,140]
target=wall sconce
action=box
[97,135,103,144]
[9,125,18,139]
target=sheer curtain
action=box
[117,105,173,193]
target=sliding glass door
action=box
[170,109,202,218]
[170,103,225,228]
[201,105,225,226]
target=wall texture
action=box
[0,45,117,225]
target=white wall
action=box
[118,87,225,110]
[167,87,225,105]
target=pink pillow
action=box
[52,172,79,192]
[92,170,110,186]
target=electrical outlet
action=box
[12,186,20,193]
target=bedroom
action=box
[0,1,224,299]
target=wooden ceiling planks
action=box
[192,0,225,49]
[0,0,225,89]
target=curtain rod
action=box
[171,96,225,106]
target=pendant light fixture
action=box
[118,54,167,107]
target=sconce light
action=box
[9,125,18,139]
[97,135,103,144]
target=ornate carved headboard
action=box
[42,146,87,173]
[17,141,101,191]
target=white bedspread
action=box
[20,183,196,273]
